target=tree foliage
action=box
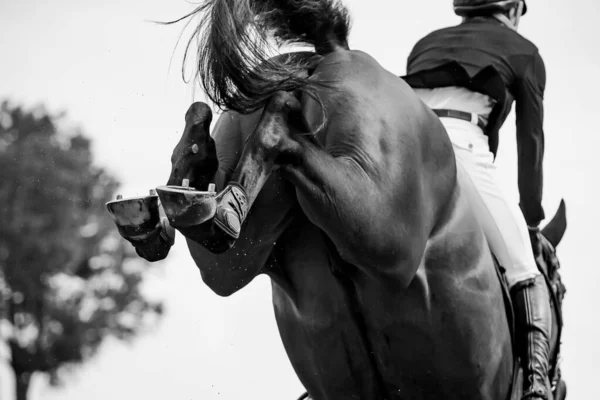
[0,100,163,399]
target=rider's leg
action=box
[441,118,553,400]
[511,275,553,400]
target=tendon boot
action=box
[214,182,249,239]
[511,274,553,400]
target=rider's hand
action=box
[527,225,542,259]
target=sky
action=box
[1,0,599,399]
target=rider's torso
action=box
[403,17,544,156]
[406,18,538,94]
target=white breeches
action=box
[440,117,540,288]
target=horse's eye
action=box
[191,144,200,154]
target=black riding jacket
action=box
[402,17,546,226]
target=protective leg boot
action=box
[214,182,249,239]
[511,274,553,400]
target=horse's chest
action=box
[271,226,437,398]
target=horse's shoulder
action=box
[314,50,427,119]
[319,49,383,71]
[314,50,387,88]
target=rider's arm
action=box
[515,52,546,227]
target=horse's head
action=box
[538,199,568,305]
[537,200,568,390]
[541,199,567,251]
[167,102,218,189]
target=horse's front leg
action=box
[125,201,175,262]
[213,93,304,240]
[158,102,298,296]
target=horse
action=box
[123,1,568,398]
[157,97,568,400]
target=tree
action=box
[0,100,164,400]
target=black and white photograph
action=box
[0,0,597,399]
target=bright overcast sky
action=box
[1,0,599,399]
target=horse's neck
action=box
[315,32,349,55]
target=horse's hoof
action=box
[134,237,172,261]
[155,185,218,229]
[185,102,213,129]
[106,193,161,241]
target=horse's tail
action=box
[179,0,352,113]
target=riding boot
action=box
[511,274,553,400]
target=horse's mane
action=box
[162,0,352,113]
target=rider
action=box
[403,1,552,399]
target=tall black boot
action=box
[511,275,553,400]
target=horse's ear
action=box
[541,199,567,248]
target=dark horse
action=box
[126,1,568,399]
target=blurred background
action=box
[0,0,598,399]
